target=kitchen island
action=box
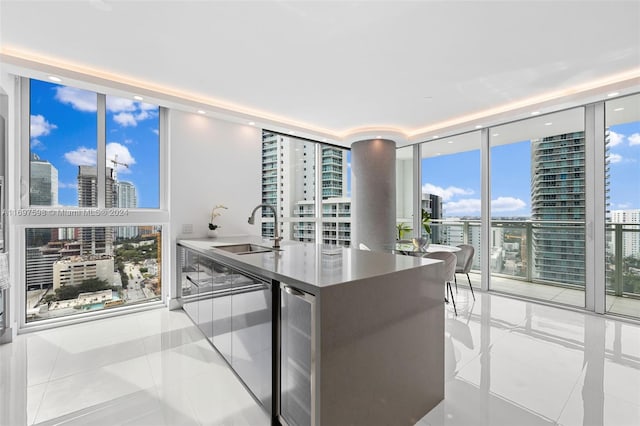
[177,236,445,426]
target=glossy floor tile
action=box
[0,308,270,426]
[1,293,639,426]
[419,289,640,426]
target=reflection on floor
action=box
[0,309,269,426]
[466,272,640,318]
[419,288,640,426]
[1,291,639,426]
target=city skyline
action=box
[29,79,160,208]
[420,120,639,218]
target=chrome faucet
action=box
[248,204,283,248]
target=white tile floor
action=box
[0,308,269,426]
[1,289,639,426]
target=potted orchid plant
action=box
[208,204,228,237]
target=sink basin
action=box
[214,243,279,255]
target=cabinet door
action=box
[213,287,232,363]
[280,284,315,426]
[231,273,272,414]
[181,250,199,322]
[196,256,216,340]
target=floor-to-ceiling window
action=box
[396,145,414,240]
[260,131,351,246]
[320,144,350,246]
[489,108,586,307]
[260,131,316,242]
[605,94,640,318]
[420,131,482,282]
[22,78,164,324]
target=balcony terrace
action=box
[430,219,640,319]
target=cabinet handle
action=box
[283,285,305,297]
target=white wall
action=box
[169,110,262,241]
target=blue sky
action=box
[30,79,160,208]
[421,121,640,218]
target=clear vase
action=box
[207,229,218,238]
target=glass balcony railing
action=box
[606,223,640,298]
[429,219,640,304]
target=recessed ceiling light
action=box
[607,92,619,97]
[197,110,206,114]
[493,133,500,137]
[475,125,482,129]
[376,135,382,138]
[248,121,255,126]
[545,122,553,126]
[322,138,327,142]
[288,131,295,135]
[614,107,624,112]
[432,136,439,139]
[447,140,454,144]
[435,153,441,156]
[133,95,143,101]
[48,76,62,82]
[531,111,540,115]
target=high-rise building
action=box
[52,254,115,290]
[531,131,586,285]
[25,240,81,290]
[610,210,640,258]
[421,193,443,242]
[77,166,115,254]
[260,131,348,241]
[115,181,138,239]
[30,153,58,206]
[320,198,351,246]
[321,147,347,198]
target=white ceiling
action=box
[1,0,639,146]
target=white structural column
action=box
[585,102,606,313]
[351,139,396,251]
[480,128,491,292]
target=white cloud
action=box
[106,142,136,174]
[64,147,97,166]
[608,130,624,147]
[30,114,57,138]
[609,153,623,164]
[616,203,632,209]
[444,198,481,214]
[111,103,157,127]
[151,129,159,136]
[422,183,473,201]
[63,143,136,173]
[492,196,526,212]
[58,182,78,189]
[106,97,136,113]
[347,162,351,169]
[629,133,640,146]
[135,110,150,121]
[55,87,97,112]
[30,139,45,150]
[113,112,137,127]
[139,102,157,111]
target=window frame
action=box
[15,77,170,331]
